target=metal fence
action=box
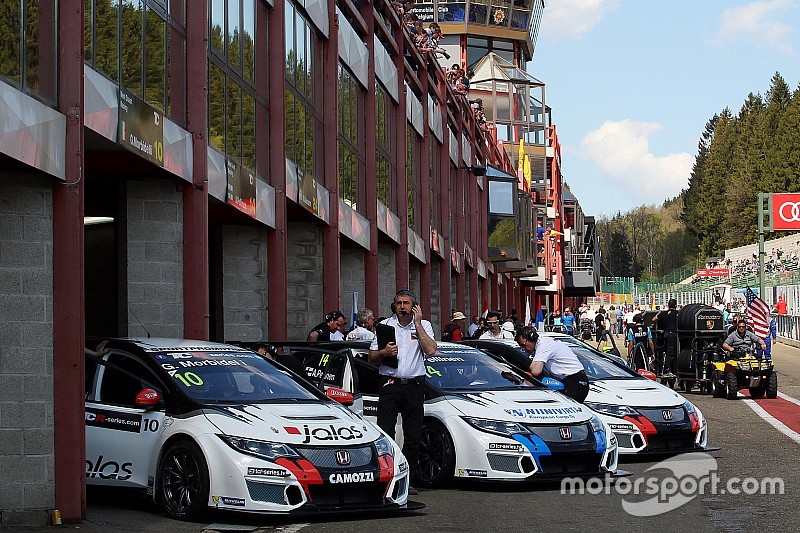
[775,314,800,342]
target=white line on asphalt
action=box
[738,393,800,445]
[274,524,310,532]
[777,391,800,407]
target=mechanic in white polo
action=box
[520,328,589,403]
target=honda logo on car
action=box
[329,472,375,483]
[336,450,351,465]
[285,424,364,444]
[559,427,572,440]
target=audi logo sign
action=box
[772,193,800,230]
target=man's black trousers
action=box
[376,376,425,474]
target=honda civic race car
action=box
[84,339,412,520]
[275,341,620,486]
[463,336,713,456]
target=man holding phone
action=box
[369,289,437,494]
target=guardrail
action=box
[775,314,800,342]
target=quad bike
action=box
[711,346,777,400]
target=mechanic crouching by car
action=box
[369,289,437,495]
[519,327,589,403]
[723,319,766,355]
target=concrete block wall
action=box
[127,180,184,337]
[222,226,268,341]
[287,222,324,340]
[340,247,365,320]
[377,242,397,318]
[0,175,55,519]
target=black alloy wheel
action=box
[416,422,455,487]
[157,440,211,520]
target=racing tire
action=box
[725,371,738,400]
[766,373,778,399]
[712,370,725,398]
[749,386,765,399]
[416,421,455,488]
[157,440,210,521]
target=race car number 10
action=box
[174,372,203,386]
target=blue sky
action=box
[528,0,800,218]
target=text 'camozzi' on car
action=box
[276,341,620,486]
[84,339,416,520]
[464,334,713,456]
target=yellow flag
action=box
[523,155,531,188]
[518,139,524,171]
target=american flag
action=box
[745,287,771,338]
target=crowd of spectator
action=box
[390,0,488,131]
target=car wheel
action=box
[749,386,765,399]
[766,373,778,399]
[157,440,210,521]
[725,372,738,400]
[416,422,455,488]
[712,370,725,398]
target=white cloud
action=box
[713,0,796,55]
[578,120,694,204]
[540,0,621,40]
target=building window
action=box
[407,127,421,231]
[375,82,396,211]
[337,64,365,213]
[285,0,322,185]
[84,0,186,122]
[0,0,57,104]
[208,0,260,172]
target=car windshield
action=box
[151,350,321,403]
[570,347,635,380]
[426,346,537,390]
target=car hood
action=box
[444,389,593,424]
[202,401,381,445]
[589,379,683,408]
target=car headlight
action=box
[219,435,300,461]
[738,361,751,371]
[584,402,638,419]
[589,415,605,434]
[462,417,529,437]
[374,436,395,458]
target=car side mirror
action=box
[541,377,565,391]
[326,387,354,406]
[638,370,657,380]
[135,388,163,409]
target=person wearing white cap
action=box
[442,311,467,341]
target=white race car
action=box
[279,341,619,486]
[85,339,412,520]
[465,334,712,455]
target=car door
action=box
[85,351,166,488]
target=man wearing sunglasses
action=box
[479,311,515,340]
[723,319,766,355]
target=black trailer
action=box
[673,304,726,393]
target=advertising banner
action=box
[118,88,164,167]
[696,268,730,277]
[771,193,800,230]
[226,160,257,218]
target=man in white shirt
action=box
[520,329,589,403]
[346,308,376,341]
[479,312,514,340]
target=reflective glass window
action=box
[337,63,365,214]
[489,180,514,215]
[375,82,396,211]
[0,0,57,103]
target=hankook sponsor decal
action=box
[247,467,289,477]
[328,472,375,483]
[457,469,488,477]
[85,408,142,433]
[212,496,246,507]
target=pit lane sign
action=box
[118,88,164,167]
[771,193,800,230]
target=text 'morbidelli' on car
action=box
[85,338,416,520]
[278,341,620,486]
[463,336,715,456]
